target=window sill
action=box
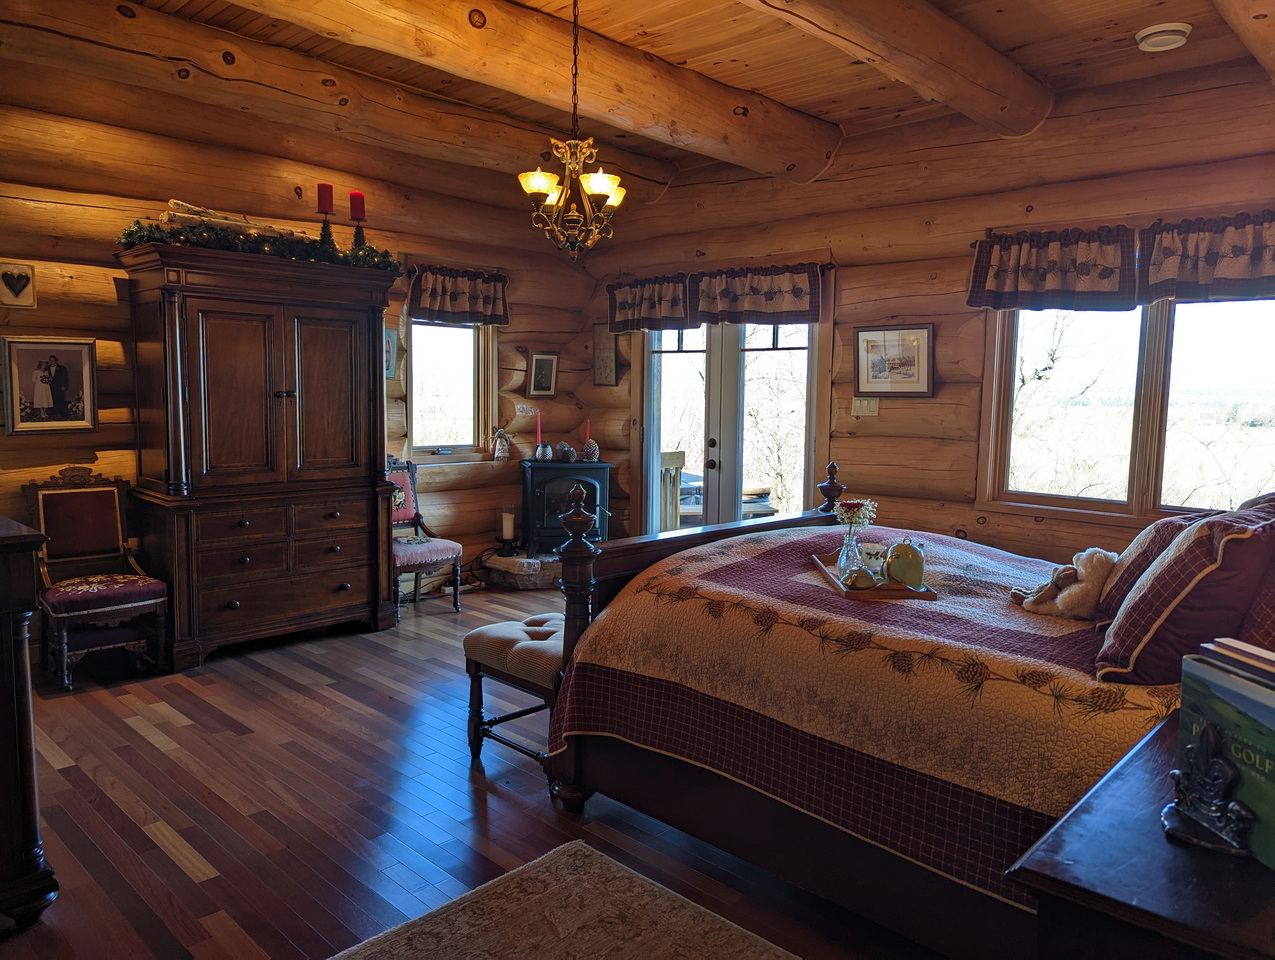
[973,494,1189,531]
[411,448,491,466]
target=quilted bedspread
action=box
[548,525,1179,906]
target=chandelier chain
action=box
[570,0,580,140]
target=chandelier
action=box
[518,0,625,261]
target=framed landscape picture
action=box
[527,350,559,398]
[3,336,98,434]
[852,323,935,398]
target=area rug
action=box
[330,840,797,959]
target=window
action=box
[410,320,497,462]
[983,299,1275,518]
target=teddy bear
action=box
[1009,546,1119,620]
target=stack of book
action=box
[1177,638,1275,869]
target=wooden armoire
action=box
[117,244,399,670]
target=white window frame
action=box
[408,320,499,465]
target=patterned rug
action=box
[329,840,797,959]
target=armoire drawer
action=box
[196,541,290,582]
[294,533,370,569]
[294,499,370,533]
[196,506,288,542]
[197,572,372,632]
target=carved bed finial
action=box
[818,462,845,513]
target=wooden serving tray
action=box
[812,553,939,601]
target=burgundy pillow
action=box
[1239,564,1275,651]
[1096,502,1275,684]
[1096,513,1217,624]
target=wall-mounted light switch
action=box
[851,398,879,417]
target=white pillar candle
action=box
[501,510,516,540]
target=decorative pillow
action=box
[1239,564,1275,651]
[1096,502,1275,684]
[1096,513,1217,624]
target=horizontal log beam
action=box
[224,0,843,181]
[1210,0,1275,82]
[0,0,676,191]
[739,0,1052,137]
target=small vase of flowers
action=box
[834,497,878,582]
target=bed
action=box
[544,486,1275,960]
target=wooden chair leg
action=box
[466,666,485,761]
[451,560,462,612]
[57,626,71,692]
[412,571,422,604]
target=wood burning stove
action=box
[520,459,610,557]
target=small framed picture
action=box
[592,323,617,387]
[853,323,935,398]
[527,350,559,398]
[3,336,98,434]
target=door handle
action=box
[704,459,718,470]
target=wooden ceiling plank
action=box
[0,0,677,191]
[737,0,1053,137]
[218,0,845,181]
[1209,0,1275,81]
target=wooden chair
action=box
[23,466,168,691]
[386,456,463,613]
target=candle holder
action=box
[534,442,554,461]
[496,536,519,558]
[318,215,336,250]
[352,220,367,249]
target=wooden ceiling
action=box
[54,0,1275,187]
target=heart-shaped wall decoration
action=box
[2,271,31,298]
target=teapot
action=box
[883,538,925,589]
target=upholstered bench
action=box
[462,613,564,762]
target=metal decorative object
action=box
[517,0,625,260]
[534,442,555,461]
[1162,722,1255,855]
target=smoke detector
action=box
[1135,22,1192,52]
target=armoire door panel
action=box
[290,312,366,479]
[186,299,285,486]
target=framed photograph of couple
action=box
[852,323,935,398]
[3,336,98,434]
[527,350,559,398]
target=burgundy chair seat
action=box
[43,574,167,615]
[392,536,463,566]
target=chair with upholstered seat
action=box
[23,466,168,691]
[387,456,463,613]
[463,613,564,761]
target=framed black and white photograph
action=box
[592,323,618,387]
[853,323,935,398]
[527,350,560,398]
[3,336,98,434]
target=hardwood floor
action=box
[2,586,944,960]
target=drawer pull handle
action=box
[330,544,342,553]
[237,519,251,528]
[273,390,296,398]
[226,600,241,610]
[328,510,341,519]
[338,582,352,592]
[239,556,251,565]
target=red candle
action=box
[585,419,590,442]
[536,410,542,444]
[316,183,334,215]
[349,190,366,221]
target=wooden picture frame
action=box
[527,350,560,398]
[0,262,36,309]
[3,336,98,434]
[592,323,618,387]
[852,323,935,398]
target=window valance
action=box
[965,226,1138,311]
[606,274,690,332]
[1140,209,1275,303]
[608,262,828,332]
[403,264,509,326]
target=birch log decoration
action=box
[160,200,313,238]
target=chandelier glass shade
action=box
[518,0,624,260]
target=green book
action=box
[1178,654,1275,871]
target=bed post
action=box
[817,461,844,512]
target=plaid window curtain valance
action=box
[607,274,690,332]
[608,263,827,332]
[403,264,509,325]
[966,226,1138,311]
[690,263,824,325]
[1140,209,1275,303]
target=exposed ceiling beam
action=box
[738,0,1053,138]
[223,0,845,181]
[0,0,677,193]
[1210,0,1275,82]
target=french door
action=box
[644,322,818,531]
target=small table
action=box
[1008,715,1275,960]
